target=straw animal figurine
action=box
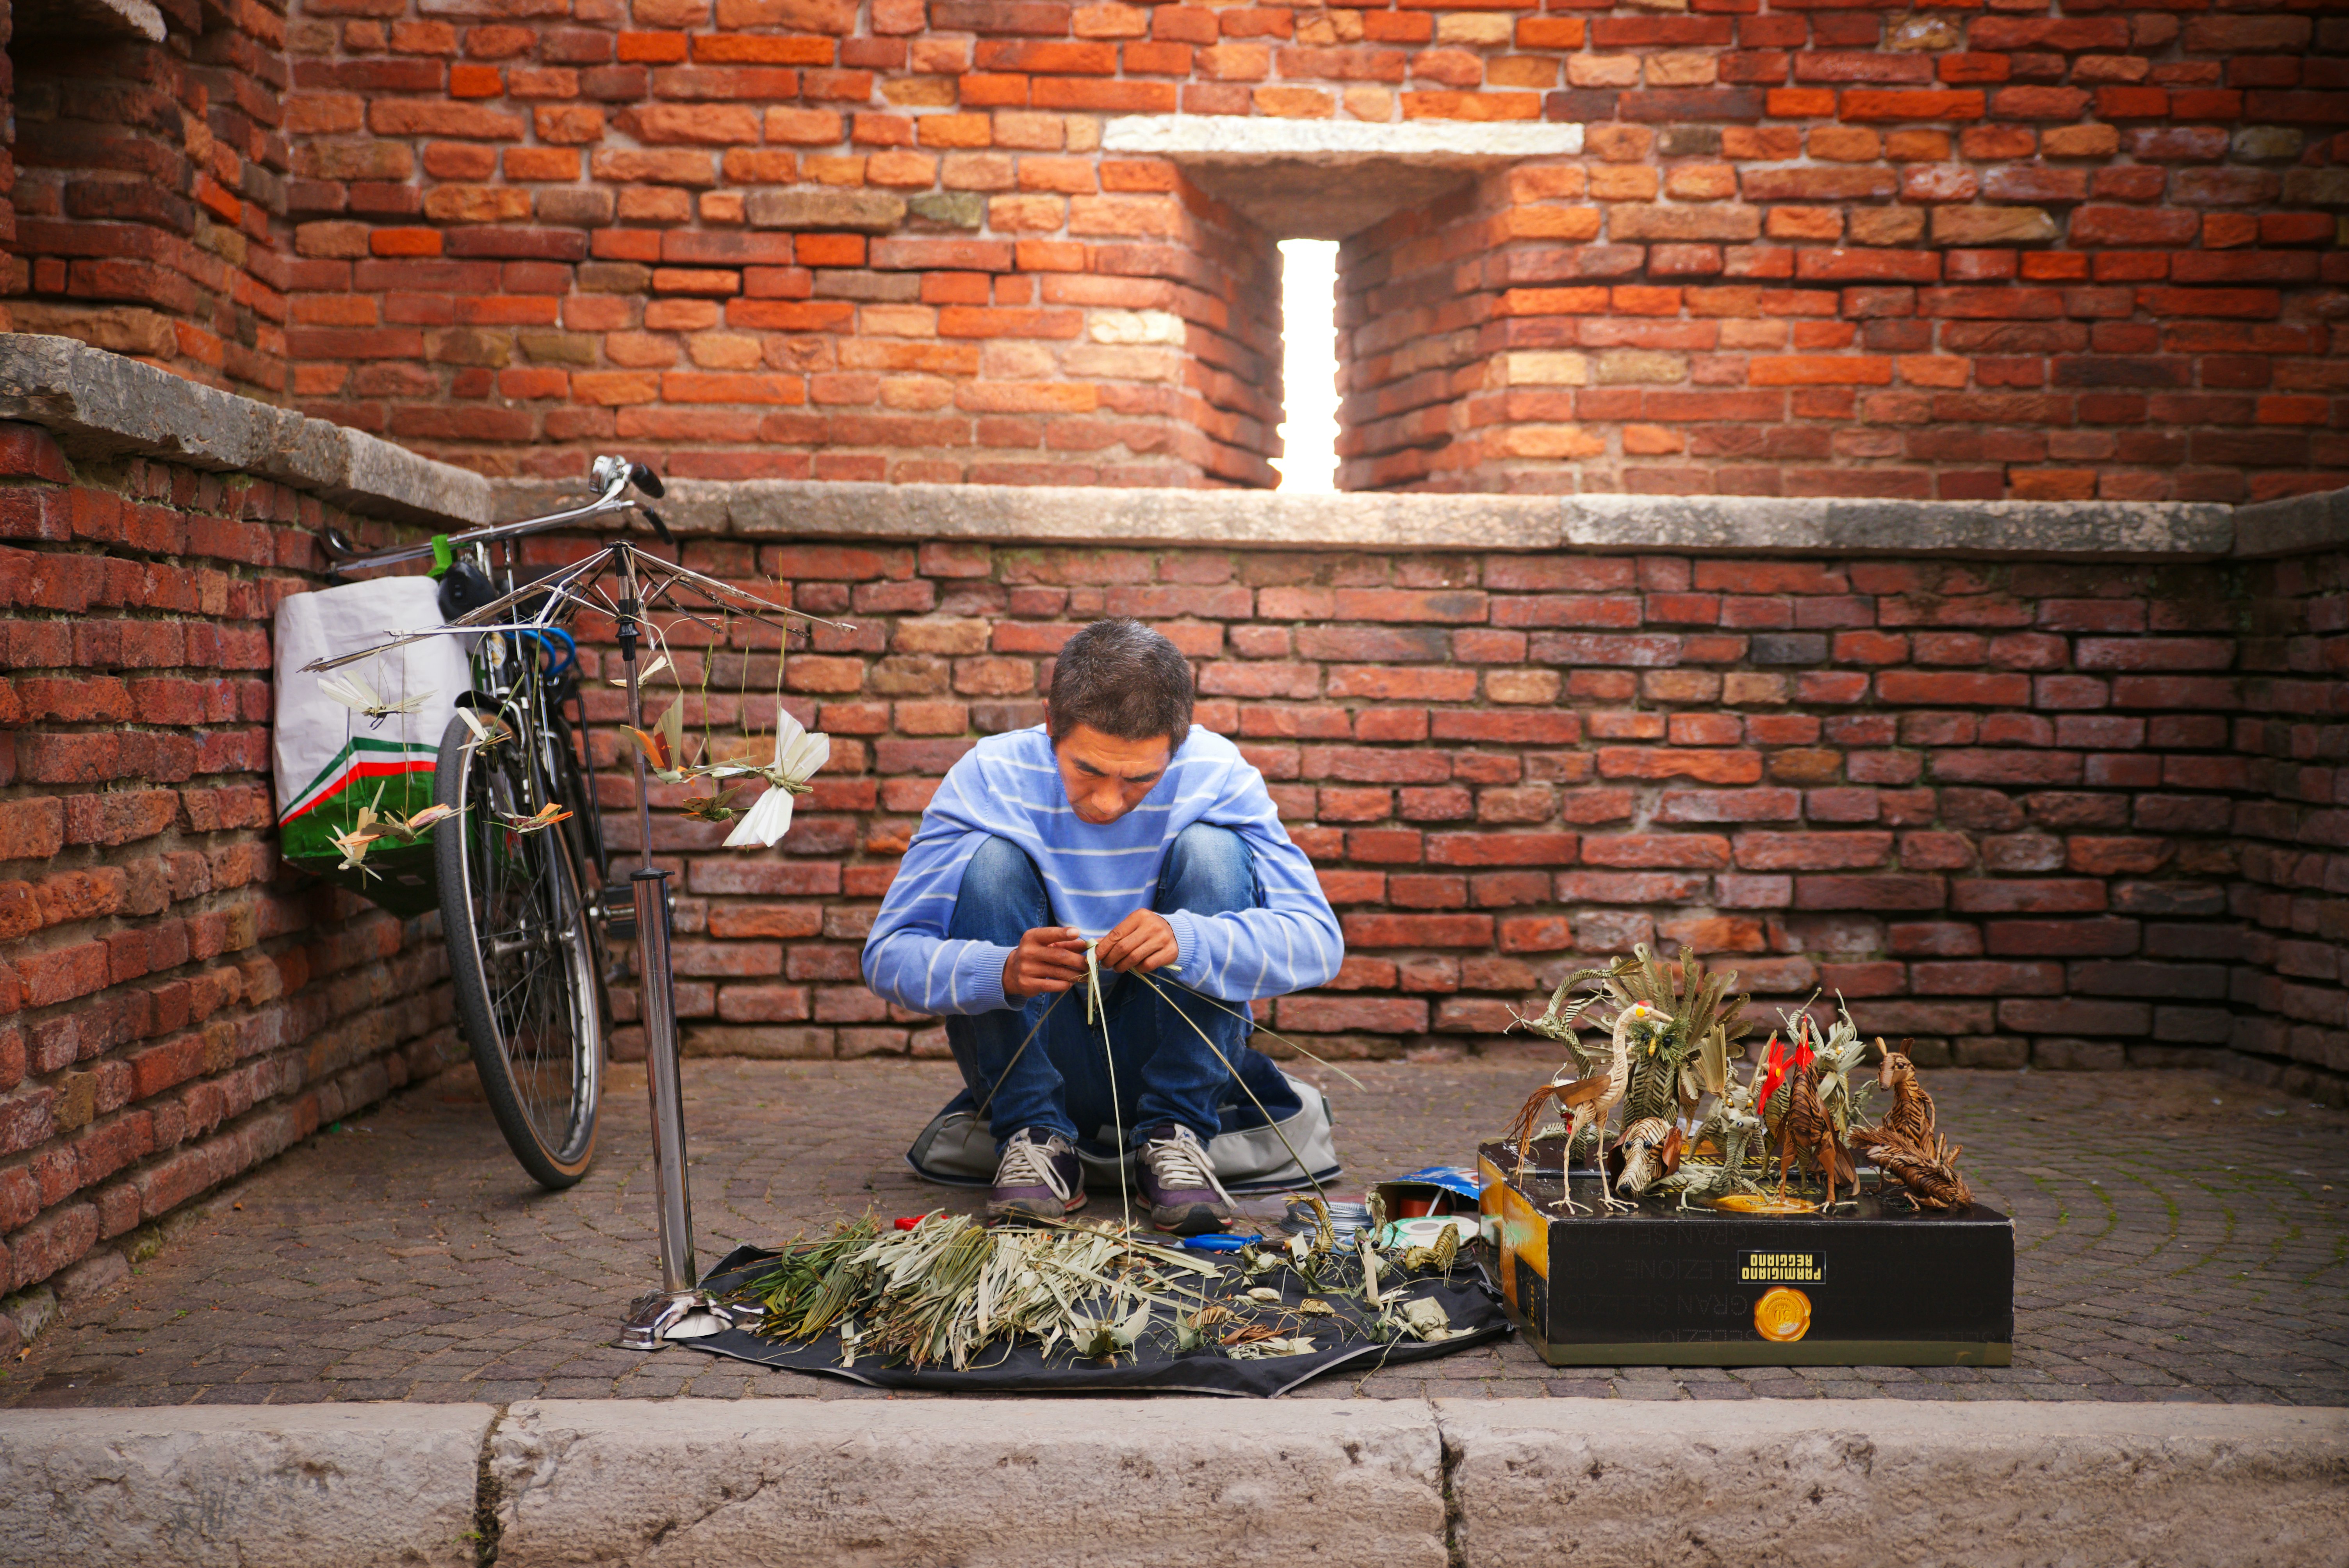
[1502,1003,1668,1215]
[1866,1130,1975,1211]
[1757,1022,1859,1206]
[1849,1040,1936,1156]
[1612,1116,1684,1198]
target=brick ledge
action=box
[0,333,491,527]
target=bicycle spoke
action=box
[445,693,602,1185]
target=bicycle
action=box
[319,455,674,1189]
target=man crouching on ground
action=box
[862,617,1344,1235]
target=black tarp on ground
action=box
[680,1242,1513,1398]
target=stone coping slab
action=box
[0,333,492,526]
[1097,119,1589,236]
[2235,484,2349,560]
[4,1397,2342,1568]
[0,330,2331,560]
[490,476,2346,561]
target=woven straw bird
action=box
[1613,1115,1685,1198]
[1502,1002,1667,1215]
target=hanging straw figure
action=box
[700,590,830,849]
[317,665,432,731]
[622,697,695,786]
[330,785,389,881]
[707,707,829,848]
[319,655,428,880]
[455,707,512,753]
[498,802,573,835]
[680,781,743,824]
[376,801,462,842]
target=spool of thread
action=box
[1384,1216,1476,1250]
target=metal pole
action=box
[632,865,695,1296]
[612,542,717,1350]
[616,543,654,857]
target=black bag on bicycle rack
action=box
[436,559,499,622]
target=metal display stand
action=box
[302,506,841,1352]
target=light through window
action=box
[1273,239,1339,494]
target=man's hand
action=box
[1095,909,1178,975]
[1002,926,1089,1000]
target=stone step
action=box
[5,1396,2341,1567]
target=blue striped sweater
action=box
[861,725,1344,1016]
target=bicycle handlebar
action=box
[318,454,669,574]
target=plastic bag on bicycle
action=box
[273,577,469,918]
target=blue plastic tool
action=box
[1178,1233,1251,1252]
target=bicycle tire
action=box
[435,709,603,1189]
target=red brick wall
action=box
[545,530,2344,1104]
[243,0,2346,496]
[2233,547,2349,1100]
[1340,1,2349,500]
[0,421,453,1315]
[4,2,295,396]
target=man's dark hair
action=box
[1047,617,1193,747]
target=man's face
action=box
[1052,722,1173,825]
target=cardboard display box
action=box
[1477,1139,2014,1368]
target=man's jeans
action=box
[945,824,1258,1151]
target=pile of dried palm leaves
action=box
[733,1205,1475,1373]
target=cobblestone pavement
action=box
[5,1057,2344,1408]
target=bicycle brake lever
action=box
[637,504,674,546]
[318,524,360,561]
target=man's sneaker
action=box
[1137,1124,1232,1236]
[987,1128,1085,1222]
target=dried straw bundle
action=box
[739,1208,1472,1372]
[744,1213,1221,1371]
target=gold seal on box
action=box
[1754,1285,1812,1343]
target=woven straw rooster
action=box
[1757,1019,1859,1206]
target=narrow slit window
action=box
[1273,239,1340,494]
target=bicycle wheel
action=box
[435,709,603,1188]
